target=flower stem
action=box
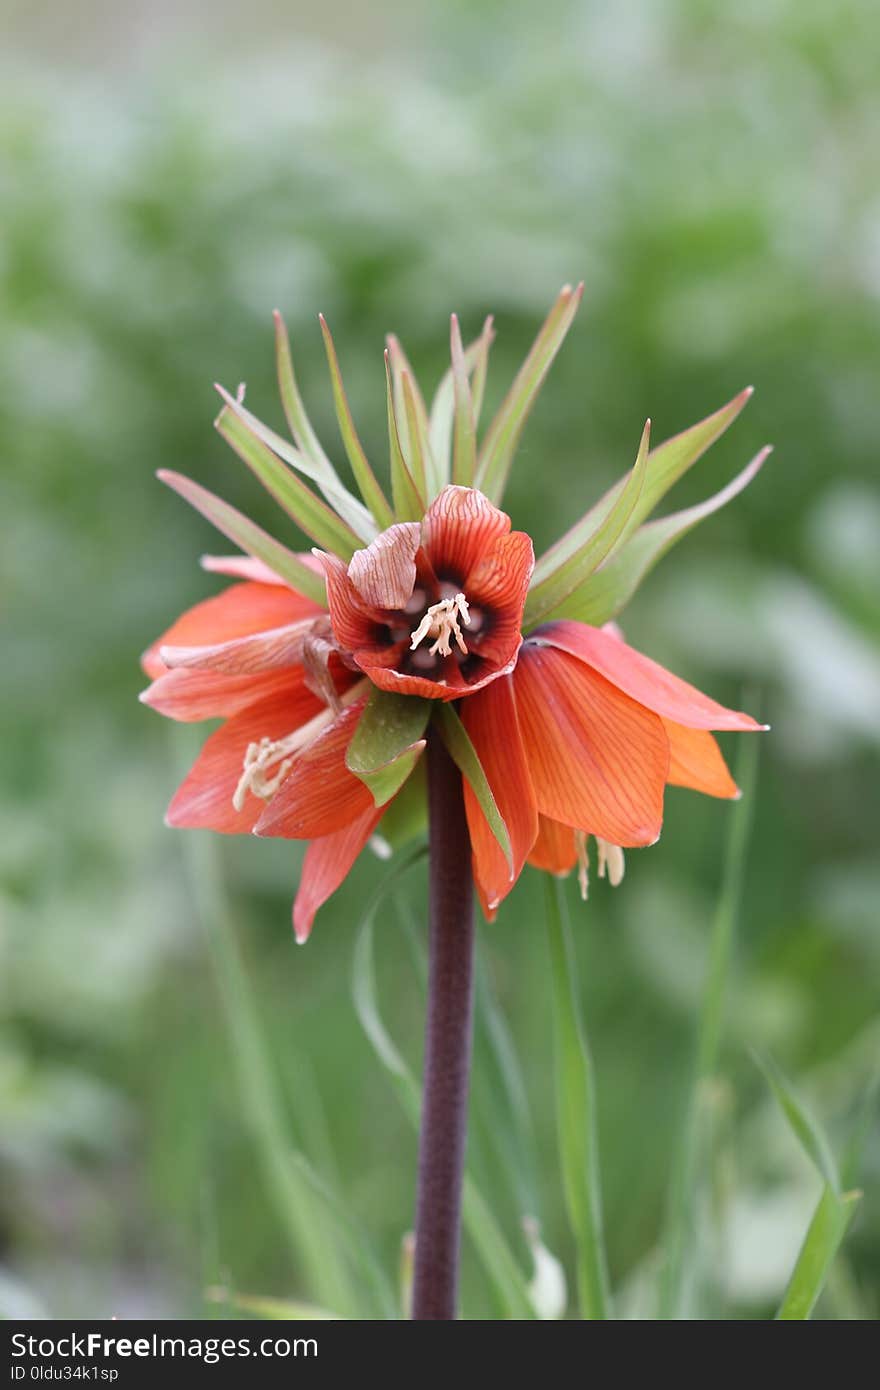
[411,727,476,1320]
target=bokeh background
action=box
[2,0,878,1320]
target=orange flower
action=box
[142,290,769,939]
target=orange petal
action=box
[141,667,301,722]
[527,815,578,874]
[166,680,324,833]
[532,621,765,731]
[159,619,318,675]
[514,644,668,847]
[421,485,510,583]
[293,805,384,943]
[142,581,321,679]
[461,677,538,911]
[347,522,421,608]
[664,720,740,799]
[465,530,534,664]
[254,700,373,839]
[318,552,388,653]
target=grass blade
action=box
[752,1050,840,1192]
[776,1187,861,1320]
[544,876,611,1319]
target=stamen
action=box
[596,838,625,887]
[409,593,471,659]
[575,831,589,901]
[232,681,366,812]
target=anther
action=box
[409,593,471,659]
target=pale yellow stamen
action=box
[596,837,625,887]
[575,831,589,901]
[409,593,471,659]
[232,682,364,812]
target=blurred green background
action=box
[2,0,878,1320]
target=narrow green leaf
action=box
[450,313,477,486]
[428,318,494,487]
[524,419,650,628]
[318,315,394,530]
[753,1051,840,1192]
[476,283,583,504]
[345,689,430,807]
[215,400,363,559]
[539,388,755,585]
[386,334,433,499]
[351,867,536,1320]
[157,470,327,606]
[206,1289,342,1320]
[544,447,770,627]
[274,309,334,471]
[776,1187,861,1320]
[434,703,512,870]
[544,878,611,1320]
[216,384,377,542]
[657,731,759,1319]
[385,352,426,521]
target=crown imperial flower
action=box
[142,287,769,939]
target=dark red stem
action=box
[411,728,476,1320]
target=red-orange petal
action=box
[465,530,534,664]
[159,619,317,675]
[318,553,387,653]
[254,700,373,840]
[461,676,538,911]
[421,485,510,583]
[513,644,669,847]
[292,805,384,943]
[165,680,324,833]
[141,666,301,722]
[142,581,321,679]
[532,621,765,731]
[527,815,578,874]
[664,719,740,799]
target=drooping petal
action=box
[200,555,294,585]
[347,522,421,609]
[165,680,325,833]
[292,804,384,943]
[527,816,578,874]
[140,667,301,722]
[160,619,318,675]
[142,581,321,679]
[531,620,765,731]
[664,720,740,799]
[461,677,538,911]
[254,700,373,840]
[514,644,669,847]
[421,485,510,583]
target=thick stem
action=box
[411,728,476,1320]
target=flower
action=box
[142,288,769,939]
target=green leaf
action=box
[776,1187,861,1320]
[157,470,327,607]
[376,760,427,850]
[274,310,334,470]
[351,868,536,1320]
[544,447,770,626]
[524,418,650,628]
[318,315,394,530]
[434,703,512,870]
[345,689,430,807]
[386,334,434,499]
[544,878,611,1320]
[450,313,477,486]
[215,385,377,543]
[385,353,426,521]
[476,282,583,504]
[428,317,494,488]
[542,388,755,576]
[214,399,364,559]
[206,1288,342,1320]
[753,1051,840,1192]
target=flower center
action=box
[232,681,364,812]
[409,592,471,659]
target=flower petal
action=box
[165,680,324,833]
[532,620,765,731]
[254,700,373,839]
[200,555,295,585]
[160,619,318,675]
[141,667,300,722]
[527,816,578,874]
[292,805,384,943]
[317,552,387,652]
[664,720,740,799]
[461,676,538,911]
[514,644,668,846]
[465,530,534,664]
[421,485,511,583]
[347,522,421,609]
[142,581,321,679]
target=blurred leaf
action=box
[776,1187,861,1320]
[752,1050,839,1192]
[346,689,430,807]
[206,1287,342,1319]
